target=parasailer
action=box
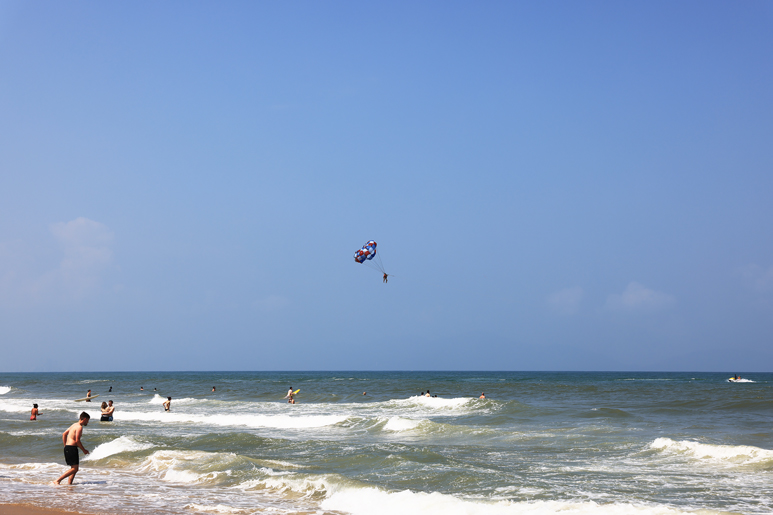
[354,240,388,282]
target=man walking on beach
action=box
[54,412,90,485]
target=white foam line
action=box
[651,438,773,464]
[117,410,347,429]
[322,487,717,515]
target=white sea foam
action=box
[240,472,334,498]
[322,487,725,515]
[0,461,61,472]
[85,435,154,461]
[184,504,248,514]
[148,394,199,405]
[117,410,347,429]
[0,386,11,395]
[256,459,302,470]
[137,450,233,483]
[650,438,773,465]
[0,400,29,413]
[400,395,474,409]
[164,468,205,483]
[383,417,422,432]
[148,394,166,404]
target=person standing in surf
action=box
[30,404,39,420]
[163,397,171,412]
[106,400,115,421]
[53,412,90,485]
[85,389,92,402]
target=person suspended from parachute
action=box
[354,240,389,283]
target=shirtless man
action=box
[163,397,171,412]
[105,400,115,421]
[54,412,90,485]
[30,404,39,420]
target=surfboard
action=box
[74,395,100,402]
[293,389,300,395]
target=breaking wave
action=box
[650,438,773,467]
[85,435,155,461]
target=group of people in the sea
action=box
[45,383,490,486]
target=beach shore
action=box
[0,505,84,515]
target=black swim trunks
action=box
[101,415,110,422]
[64,445,79,466]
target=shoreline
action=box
[0,505,86,515]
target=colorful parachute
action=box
[354,240,377,263]
[354,240,386,275]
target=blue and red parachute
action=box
[354,240,377,264]
[354,240,387,277]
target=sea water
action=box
[0,371,771,515]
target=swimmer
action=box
[425,390,431,397]
[288,397,296,404]
[140,386,144,391]
[106,400,114,421]
[85,390,92,402]
[53,412,90,485]
[108,386,112,392]
[479,392,485,399]
[30,404,39,421]
[163,397,171,412]
[100,402,110,422]
[212,386,216,392]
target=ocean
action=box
[0,371,771,515]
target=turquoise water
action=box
[1,371,772,515]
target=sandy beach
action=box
[0,506,84,515]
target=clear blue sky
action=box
[1,1,771,372]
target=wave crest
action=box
[650,438,773,467]
[85,435,154,461]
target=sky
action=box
[1,1,772,372]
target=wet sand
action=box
[0,505,85,515]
